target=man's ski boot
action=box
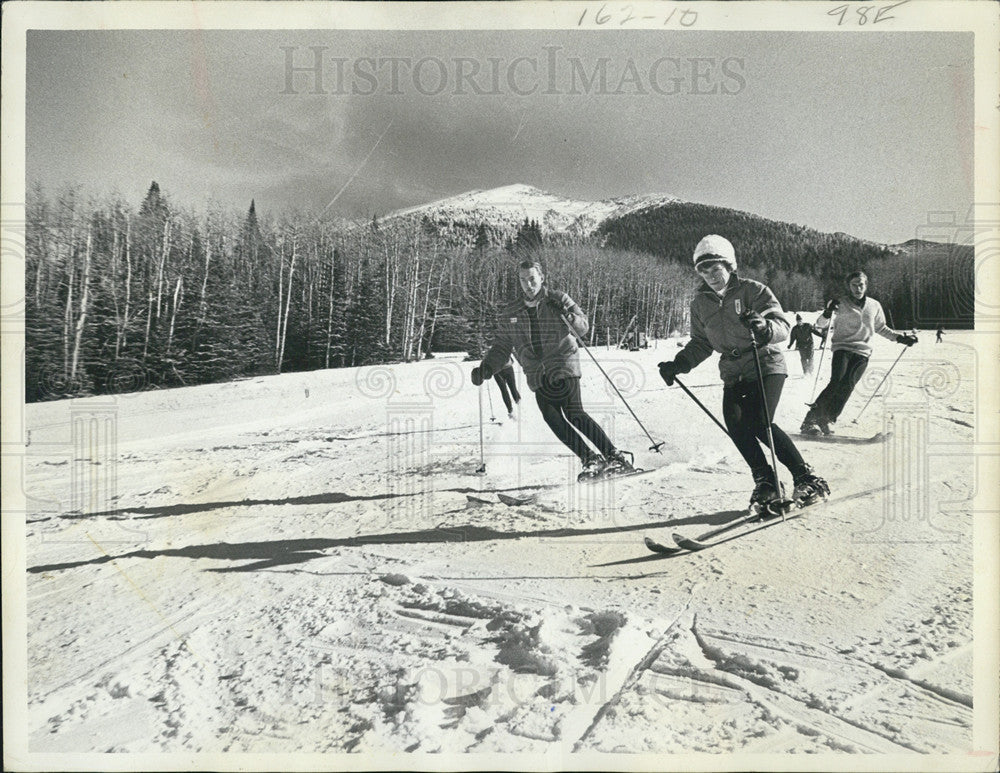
[577,452,607,482]
[792,464,830,506]
[816,417,833,435]
[800,409,822,435]
[599,449,636,478]
[750,467,786,517]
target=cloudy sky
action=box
[26,29,972,243]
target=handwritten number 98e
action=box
[828,1,908,26]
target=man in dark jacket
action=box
[471,260,632,481]
[787,314,815,375]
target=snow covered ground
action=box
[11,329,997,768]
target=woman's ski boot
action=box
[792,464,830,506]
[750,467,786,517]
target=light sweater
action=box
[815,296,901,358]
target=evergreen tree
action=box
[345,256,389,366]
[473,222,490,252]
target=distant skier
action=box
[656,235,828,512]
[493,356,521,419]
[936,326,944,344]
[801,270,917,435]
[787,314,815,375]
[471,260,634,480]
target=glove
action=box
[822,299,839,318]
[471,365,492,386]
[896,334,918,347]
[739,310,771,343]
[658,361,681,386]
[546,296,571,318]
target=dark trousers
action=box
[535,375,614,462]
[493,365,521,413]
[813,349,869,422]
[798,349,814,375]
[722,374,805,475]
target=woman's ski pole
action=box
[748,327,787,515]
[560,314,664,452]
[673,376,731,439]
[851,345,908,425]
[808,309,835,404]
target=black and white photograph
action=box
[2,2,998,770]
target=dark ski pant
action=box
[534,375,615,462]
[723,374,805,477]
[812,349,869,422]
[797,348,814,375]
[493,365,521,413]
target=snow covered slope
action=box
[19,333,981,762]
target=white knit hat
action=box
[692,234,737,271]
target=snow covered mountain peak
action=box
[384,183,682,239]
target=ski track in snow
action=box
[22,333,977,756]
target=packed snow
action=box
[18,326,986,764]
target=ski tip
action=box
[644,536,681,554]
[497,493,537,506]
[671,532,705,551]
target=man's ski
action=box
[579,465,662,484]
[467,492,539,507]
[791,431,890,445]
[497,492,537,506]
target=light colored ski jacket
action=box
[814,295,900,358]
[482,287,588,392]
[675,274,790,386]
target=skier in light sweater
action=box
[801,270,917,435]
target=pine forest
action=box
[24,182,974,402]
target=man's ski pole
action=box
[486,379,497,422]
[808,309,835,404]
[748,327,787,517]
[476,385,486,473]
[673,376,731,439]
[851,345,908,425]
[560,314,664,453]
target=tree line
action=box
[24,183,972,402]
[597,201,974,328]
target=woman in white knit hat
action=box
[657,235,829,512]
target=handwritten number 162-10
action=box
[828,0,909,25]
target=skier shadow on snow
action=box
[55,485,547,521]
[28,509,740,575]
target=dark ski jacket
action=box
[482,287,587,392]
[674,273,790,387]
[788,322,815,351]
